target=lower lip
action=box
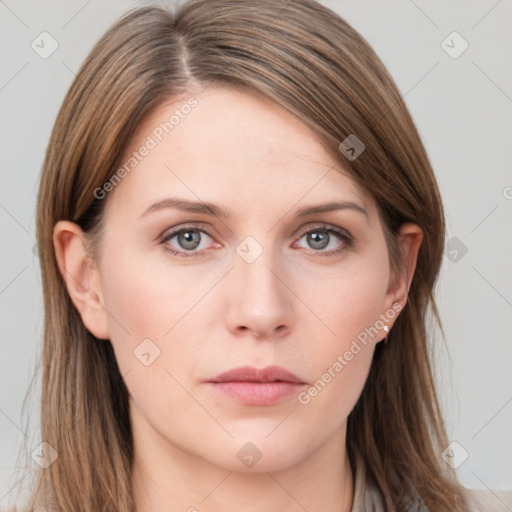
[208,381,305,406]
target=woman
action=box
[11,0,511,510]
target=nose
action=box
[225,248,294,340]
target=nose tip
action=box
[225,254,294,340]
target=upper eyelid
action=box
[160,222,353,245]
[159,221,212,238]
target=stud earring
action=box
[383,324,389,344]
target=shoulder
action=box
[463,487,512,512]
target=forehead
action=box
[105,85,375,221]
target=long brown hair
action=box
[14,0,468,510]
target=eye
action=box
[159,222,354,259]
[159,224,217,258]
[294,224,353,257]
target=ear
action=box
[53,220,110,340]
[382,222,423,324]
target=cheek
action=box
[100,243,203,333]
[98,250,212,428]
[292,251,388,409]
[296,251,389,349]
[98,246,223,378]
[293,283,379,438]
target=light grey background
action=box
[1,0,511,506]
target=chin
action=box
[203,432,310,474]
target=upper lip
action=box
[208,365,305,384]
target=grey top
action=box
[351,450,512,512]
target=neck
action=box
[131,407,354,512]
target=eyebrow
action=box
[139,197,368,220]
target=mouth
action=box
[206,365,306,406]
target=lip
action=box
[209,365,304,384]
[206,365,306,406]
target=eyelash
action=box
[159,223,354,259]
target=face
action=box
[64,85,410,473]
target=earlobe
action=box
[53,220,110,340]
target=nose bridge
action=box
[237,248,282,301]
[235,236,287,307]
[226,234,294,337]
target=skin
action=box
[54,85,422,512]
